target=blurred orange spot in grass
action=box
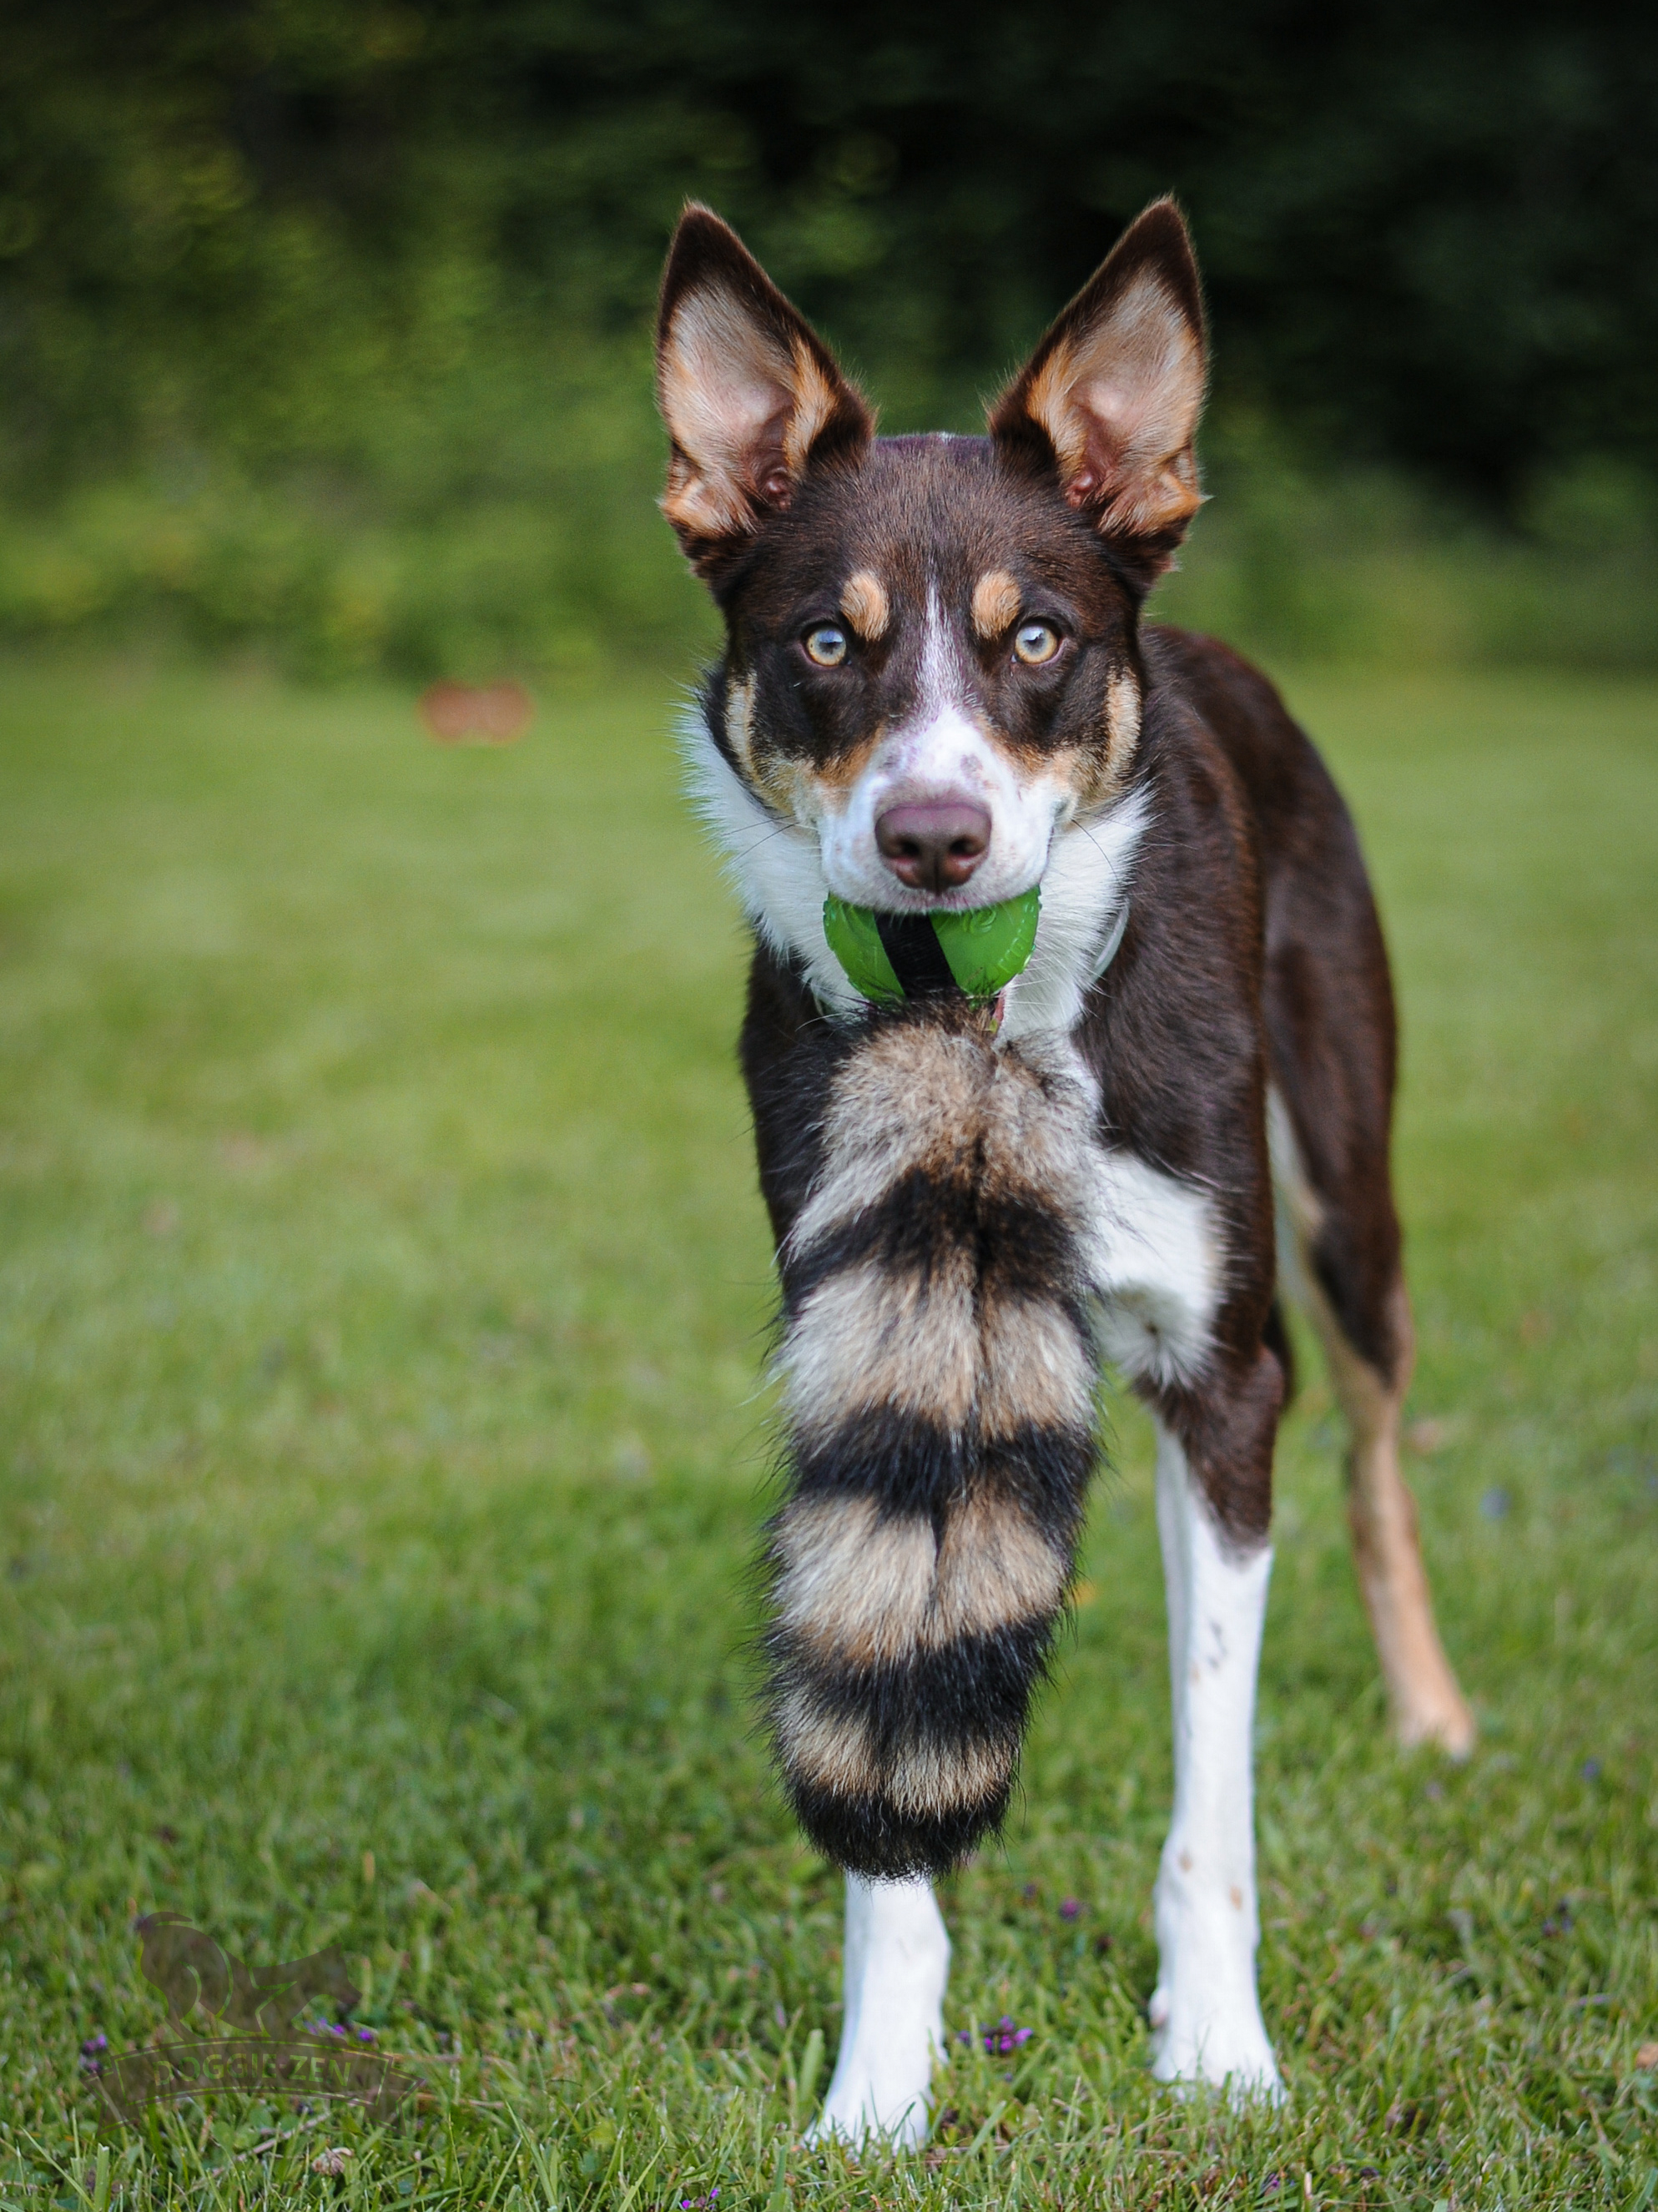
[419,681,533,745]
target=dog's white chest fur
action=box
[1090,1148,1223,1387]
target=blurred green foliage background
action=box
[3,0,1656,677]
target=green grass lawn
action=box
[0,652,1655,2209]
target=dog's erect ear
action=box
[989,199,1207,582]
[656,205,874,575]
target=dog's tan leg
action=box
[1302,1273,1474,1755]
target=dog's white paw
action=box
[807,2052,935,2150]
[1147,1983,1283,2102]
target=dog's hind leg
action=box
[1257,763,1475,1758]
[1269,1092,1474,1756]
[809,1874,950,2149]
[1147,1418,1283,2098]
[1301,1267,1473,1753]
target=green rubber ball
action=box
[823,885,1041,1004]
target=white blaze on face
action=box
[816,591,1072,912]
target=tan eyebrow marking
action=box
[972,569,1021,639]
[840,570,889,640]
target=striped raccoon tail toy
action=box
[765,1004,1105,1879]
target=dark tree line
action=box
[3,0,1654,512]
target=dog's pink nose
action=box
[874,800,992,894]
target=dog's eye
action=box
[803,624,849,668]
[1013,620,1061,667]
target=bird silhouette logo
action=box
[134,1912,361,2038]
[93,1914,411,2125]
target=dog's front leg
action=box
[810,1874,950,2149]
[1148,1418,1282,2097]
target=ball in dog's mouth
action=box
[823,886,1041,1006]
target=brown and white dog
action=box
[654,198,1474,2144]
